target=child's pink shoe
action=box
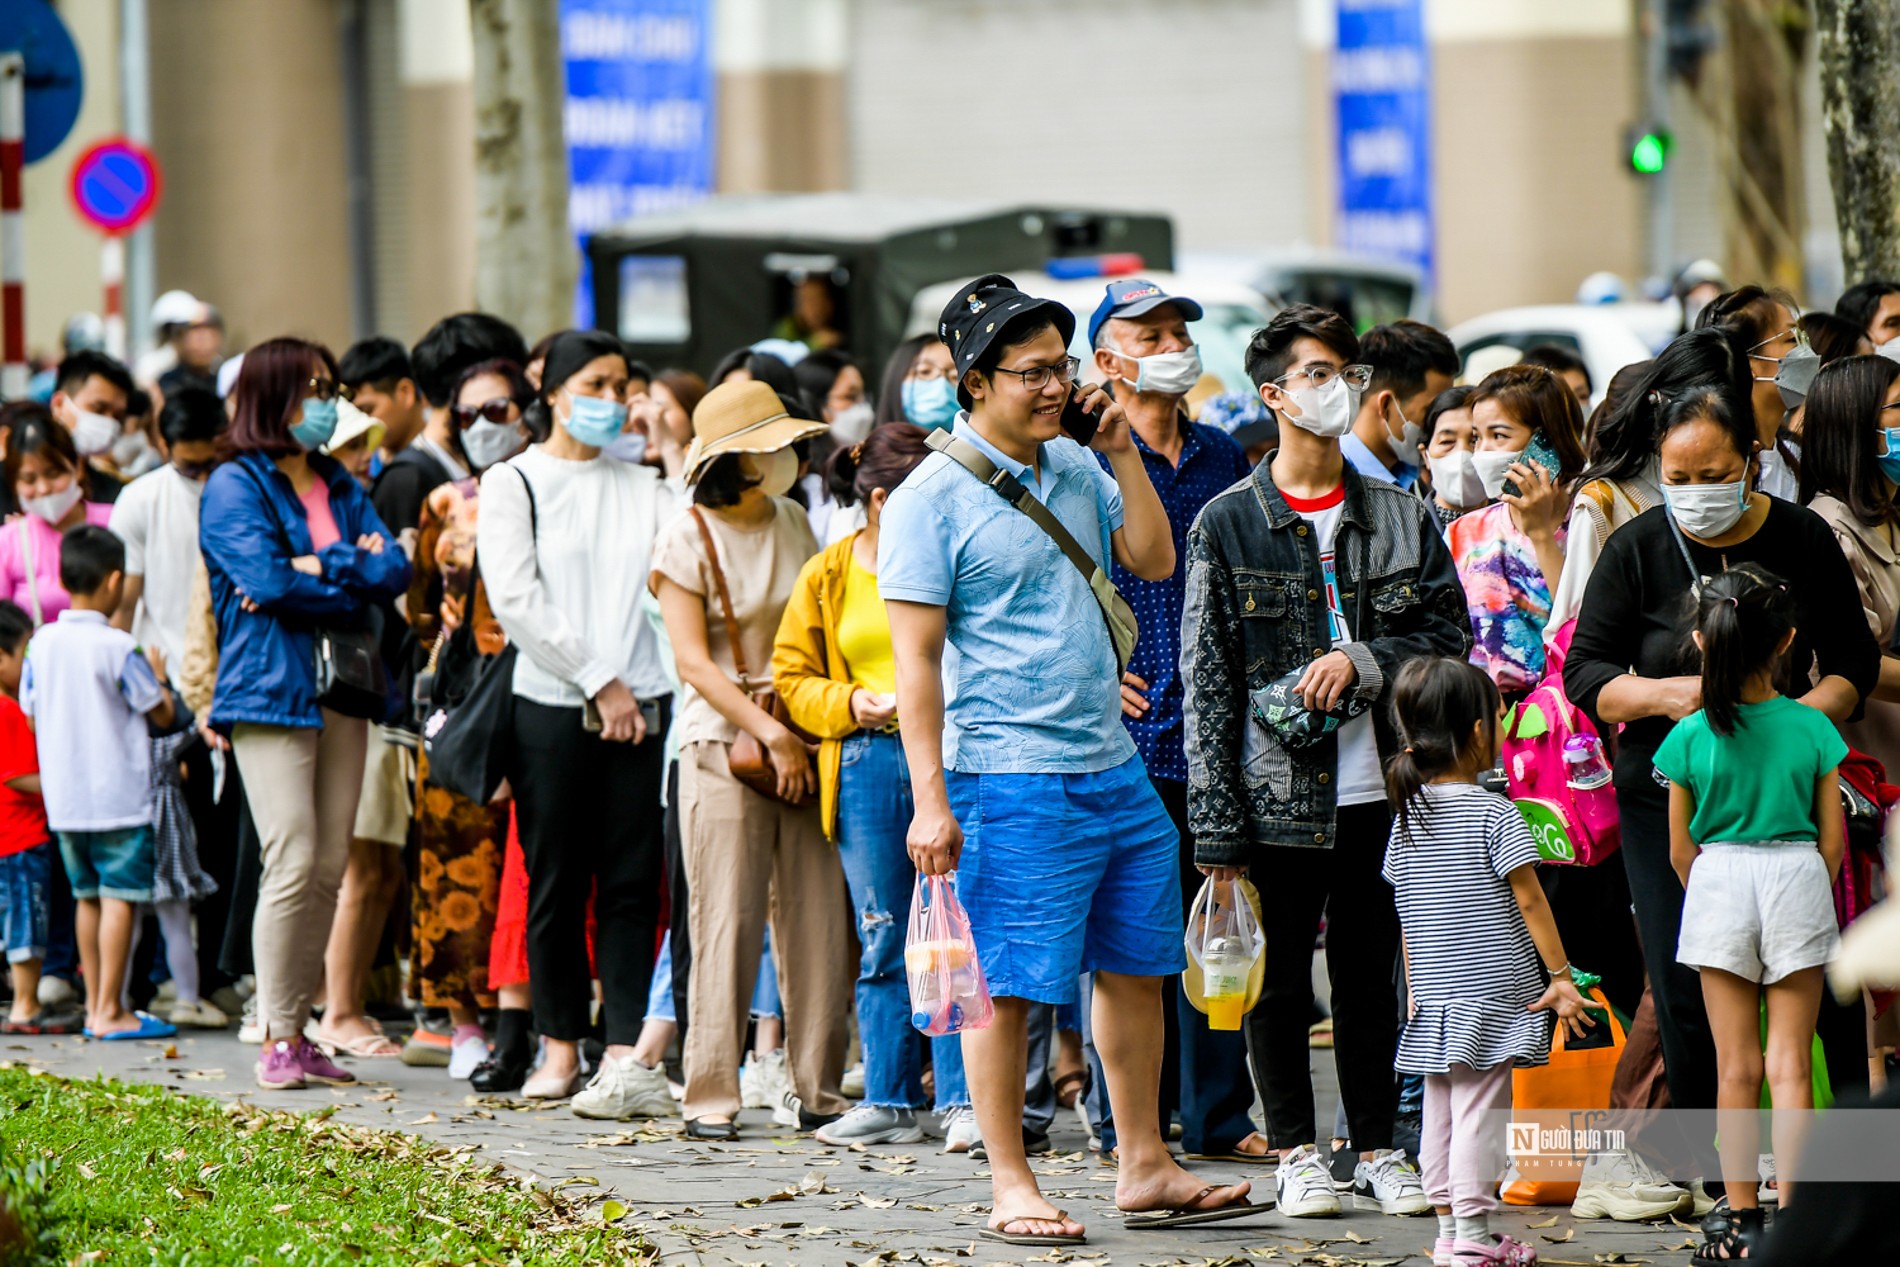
[256,1040,306,1090]
[1432,1236,1456,1266]
[295,1037,357,1086]
[1449,1235,1538,1266]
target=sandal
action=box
[1053,1070,1087,1109]
[980,1213,1085,1246]
[1694,1204,1764,1262]
[1186,1132,1278,1164]
[1124,1185,1265,1230]
[318,1029,403,1059]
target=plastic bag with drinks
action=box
[1183,875,1266,1030]
[904,873,995,1036]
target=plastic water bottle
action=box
[1201,934,1250,1031]
[1563,734,1612,790]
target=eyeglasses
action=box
[990,356,1080,392]
[907,363,960,383]
[453,398,517,427]
[1274,362,1374,392]
[1747,327,1808,362]
[307,377,356,403]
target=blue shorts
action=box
[57,826,156,904]
[947,754,1184,1005]
[0,842,52,963]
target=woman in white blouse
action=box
[477,330,679,1115]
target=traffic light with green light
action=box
[1626,126,1672,175]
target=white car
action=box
[907,269,1273,394]
[1449,304,1678,408]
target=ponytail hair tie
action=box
[1726,595,1739,608]
[850,442,865,462]
[1403,745,1415,754]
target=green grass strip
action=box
[0,1062,650,1266]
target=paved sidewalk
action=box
[12,1029,1698,1265]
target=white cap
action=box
[1576,272,1629,305]
[1461,343,1524,385]
[324,397,385,456]
[152,289,200,328]
[216,351,245,399]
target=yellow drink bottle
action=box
[1201,935,1248,1031]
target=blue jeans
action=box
[838,731,965,1110]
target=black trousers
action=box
[1244,801,1400,1150]
[664,760,691,1039]
[180,739,240,995]
[1620,776,1717,1110]
[507,697,667,1046]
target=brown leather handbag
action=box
[690,508,818,806]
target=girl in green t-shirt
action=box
[1654,563,1845,1263]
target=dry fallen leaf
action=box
[1529,1215,1561,1229]
[77,1162,97,1180]
[1541,1227,1575,1244]
[270,1203,292,1214]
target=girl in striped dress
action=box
[1383,658,1594,1267]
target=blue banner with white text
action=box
[1334,0,1434,285]
[563,0,715,324]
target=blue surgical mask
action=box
[291,397,339,451]
[902,377,959,430]
[563,393,627,448]
[1879,427,1900,486]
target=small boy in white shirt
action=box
[21,525,177,1040]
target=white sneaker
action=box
[741,1049,789,1111]
[168,999,229,1029]
[37,976,78,1009]
[1353,1149,1431,1215]
[840,1062,866,1100]
[1570,1151,1691,1221]
[573,1054,678,1121]
[1758,1153,1778,1206]
[238,995,263,1045]
[815,1104,927,1146]
[448,1032,489,1080]
[1276,1144,1343,1217]
[940,1106,982,1154]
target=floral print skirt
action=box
[410,750,507,1010]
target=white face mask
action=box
[1111,344,1204,397]
[1386,404,1427,468]
[602,429,649,465]
[1427,450,1488,510]
[744,447,799,498]
[1472,448,1525,500]
[1280,375,1359,438]
[1663,477,1751,539]
[22,482,83,526]
[461,418,525,471]
[827,400,875,446]
[111,431,159,475]
[70,409,120,457]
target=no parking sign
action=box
[69,137,161,234]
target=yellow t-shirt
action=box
[837,549,897,702]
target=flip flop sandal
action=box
[980,1214,1086,1246]
[97,1011,177,1042]
[319,1031,403,1059]
[1185,1136,1278,1164]
[0,1010,85,1035]
[1053,1070,1088,1109]
[1125,1188,1269,1230]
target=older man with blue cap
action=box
[1083,279,1258,1164]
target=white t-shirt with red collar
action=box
[1281,483,1385,807]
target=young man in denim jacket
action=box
[1181,304,1470,1219]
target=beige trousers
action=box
[232,711,368,1040]
[679,739,853,1121]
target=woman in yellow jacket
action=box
[773,423,972,1149]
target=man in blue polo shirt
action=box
[1339,320,1459,489]
[1083,280,1261,1163]
[881,275,1256,1246]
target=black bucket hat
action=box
[938,274,1078,408]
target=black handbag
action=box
[239,463,391,721]
[420,467,536,803]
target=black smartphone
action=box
[1060,387,1100,445]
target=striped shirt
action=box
[1382,782,1552,1073]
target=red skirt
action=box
[487,809,597,989]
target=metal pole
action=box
[338,0,376,340]
[0,53,26,400]
[1644,0,1673,285]
[121,0,155,362]
[102,236,126,360]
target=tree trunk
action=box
[1815,0,1900,281]
[1714,1,1808,293]
[469,0,576,339]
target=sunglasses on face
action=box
[307,377,356,403]
[452,398,517,427]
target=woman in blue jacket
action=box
[199,337,411,1092]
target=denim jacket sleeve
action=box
[317,478,412,603]
[200,464,359,620]
[1338,497,1472,702]
[1181,513,1249,867]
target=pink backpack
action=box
[1500,621,1621,866]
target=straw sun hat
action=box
[683,379,826,484]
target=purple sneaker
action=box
[296,1037,357,1086]
[257,1040,307,1090]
